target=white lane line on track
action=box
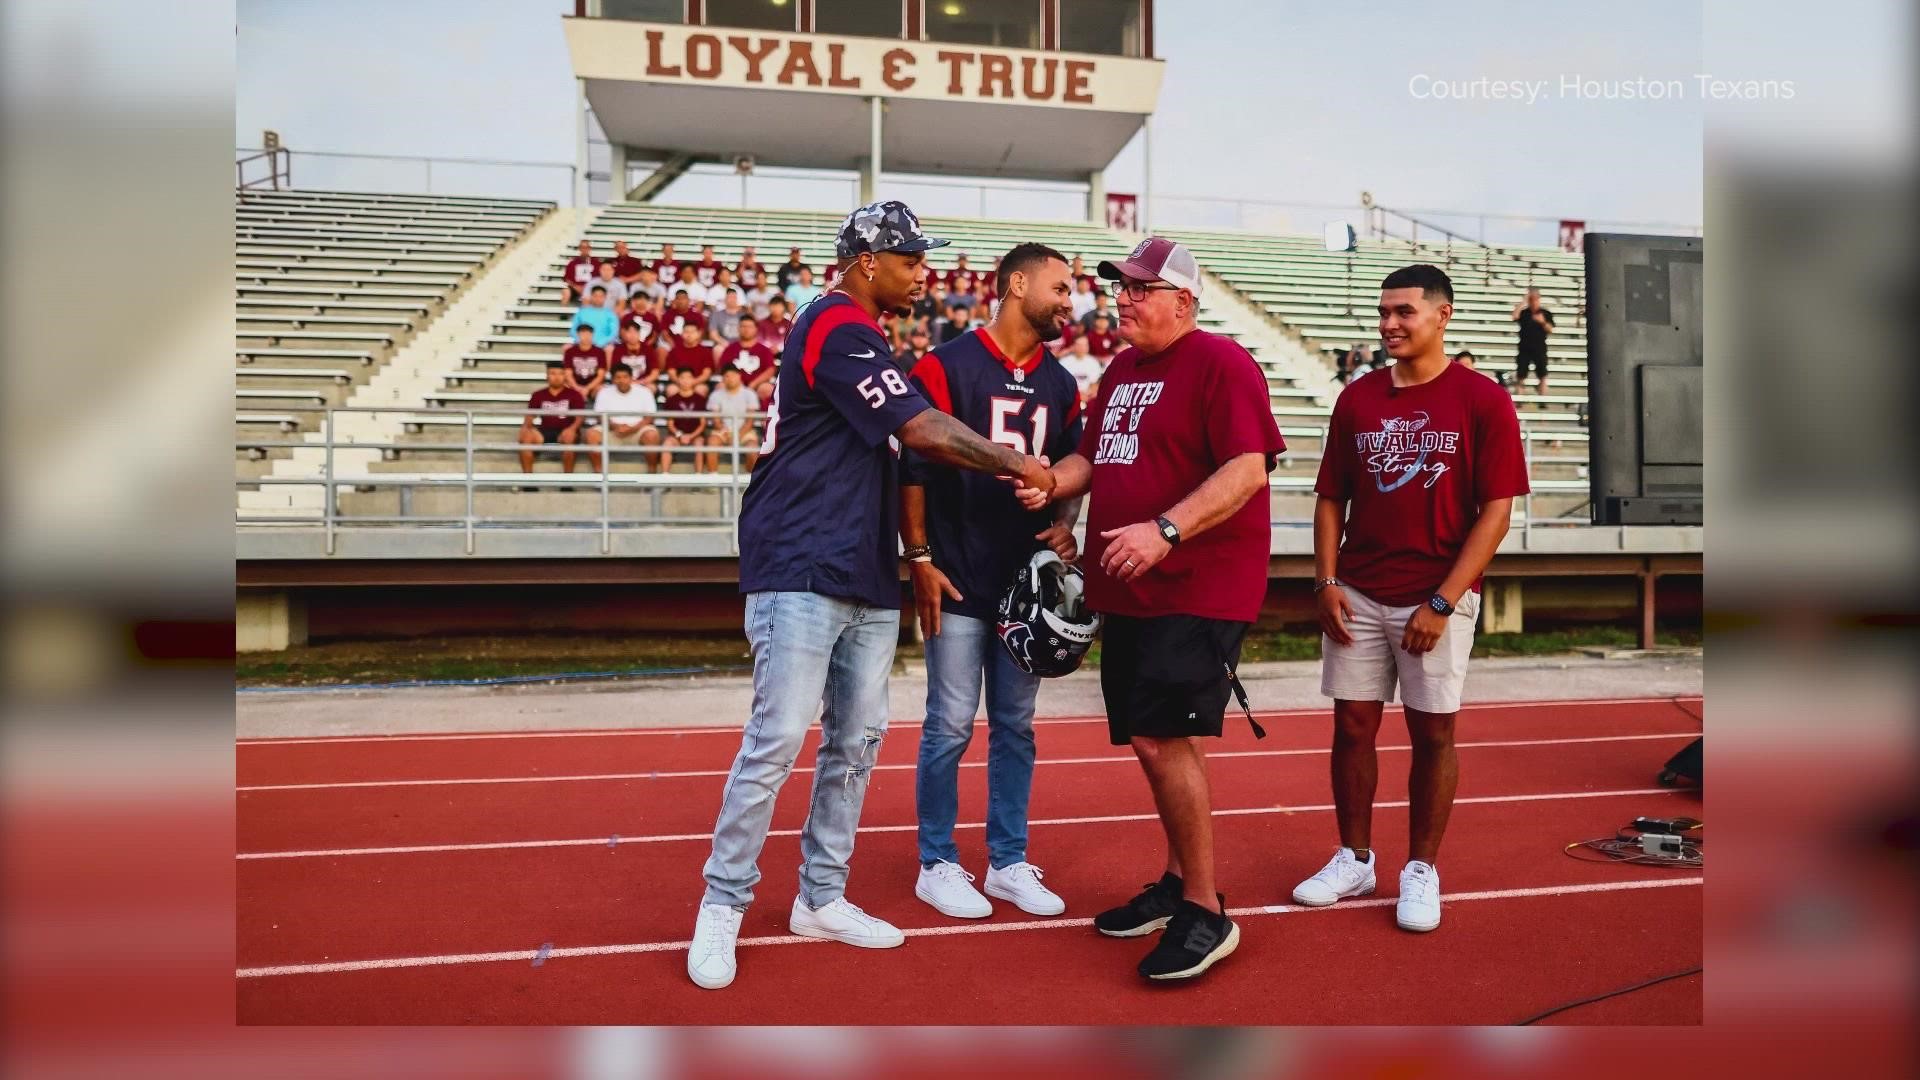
[237,786,1686,860]
[239,732,1698,792]
[236,695,1704,746]
[236,876,1702,978]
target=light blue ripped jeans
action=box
[701,590,900,910]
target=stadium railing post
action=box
[599,408,611,555]
[464,411,476,556]
[323,407,336,556]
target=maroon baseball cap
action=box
[1097,236,1203,297]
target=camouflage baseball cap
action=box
[834,200,950,260]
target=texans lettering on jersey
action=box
[737,291,931,607]
[904,328,1084,622]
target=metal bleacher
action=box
[240,198,1612,537]
[234,189,551,478]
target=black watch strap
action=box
[1154,515,1181,546]
[1427,594,1454,616]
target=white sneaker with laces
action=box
[1291,847,1377,907]
[916,860,993,918]
[789,896,906,948]
[984,861,1066,916]
[1396,861,1442,932]
[687,902,744,989]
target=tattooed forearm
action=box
[899,409,1024,475]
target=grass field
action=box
[236,625,1701,688]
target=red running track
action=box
[236,696,1703,1024]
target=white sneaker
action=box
[984,862,1066,916]
[789,896,906,949]
[687,902,744,989]
[916,861,993,919]
[1396,861,1442,932]
[1291,847,1377,907]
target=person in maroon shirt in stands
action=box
[759,294,792,354]
[1015,237,1284,983]
[652,242,681,286]
[944,252,978,296]
[1082,310,1121,359]
[563,239,597,304]
[661,290,708,344]
[1069,253,1099,294]
[610,239,646,292]
[735,246,766,290]
[519,362,586,475]
[664,320,716,384]
[1292,264,1529,936]
[718,314,778,405]
[658,366,710,473]
[693,244,724,288]
[609,320,660,386]
[561,323,609,401]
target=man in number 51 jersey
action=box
[901,243,1085,922]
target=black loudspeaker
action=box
[1584,233,1704,525]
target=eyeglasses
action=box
[1108,280,1181,302]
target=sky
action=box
[236,1,1712,243]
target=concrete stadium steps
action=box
[233,189,556,462]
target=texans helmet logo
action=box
[996,620,1035,668]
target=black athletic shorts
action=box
[1100,613,1251,745]
[1515,350,1548,380]
[537,426,570,445]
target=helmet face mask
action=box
[997,549,1102,678]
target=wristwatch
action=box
[1427,594,1455,616]
[1154,516,1181,546]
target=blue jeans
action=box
[915,611,1041,870]
[701,591,899,909]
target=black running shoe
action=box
[1137,898,1239,981]
[1093,872,1183,938]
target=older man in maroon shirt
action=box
[1017,237,1284,984]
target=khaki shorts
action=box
[1320,587,1481,713]
[604,425,650,446]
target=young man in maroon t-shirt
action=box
[718,314,778,403]
[658,366,710,473]
[661,292,708,345]
[608,321,659,385]
[562,239,597,304]
[759,295,793,354]
[692,244,724,288]
[1016,237,1285,983]
[651,242,681,286]
[610,239,646,291]
[518,363,585,474]
[561,324,609,401]
[664,321,716,385]
[1293,264,1529,935]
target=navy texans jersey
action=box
[904,328,1084,621]
[738,291,931,607]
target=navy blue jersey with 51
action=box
[738,291,931,606]
[904,328,1084,621]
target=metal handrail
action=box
[239,405,1588,540]
[237,147,291,191]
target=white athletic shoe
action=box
[1291,847,1378,907]
[1396,861,1442,932]
[789,896,906,948]
[916,861,993,919]
[984,861,1066,916]
[687,902,744,989]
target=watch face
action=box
[1429,596,1450,614]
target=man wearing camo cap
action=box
[688,200,1058,990]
